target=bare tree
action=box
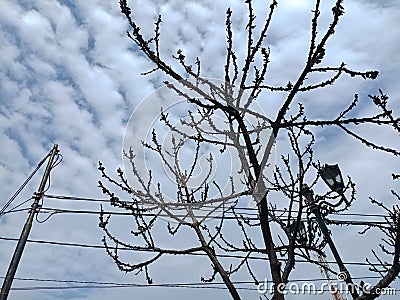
[355,175,400,300]
[97,1,399,299]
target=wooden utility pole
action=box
[0,144,59,300]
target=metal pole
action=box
[0,144,59,300]
[310,203,359,299]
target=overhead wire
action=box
[0,150,62,218]
[2,189,384,228]
[0,151,51,217]
[1,275,398,293]
[3,193,389,230]
[6,285,399,293]
[32,206,392,229]
[3,275,385,284]
[3,198,34,214]
[0,236,391,267]
[0,208,31,215]
[42,194,392,219]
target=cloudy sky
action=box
[0,0,399,299]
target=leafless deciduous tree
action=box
[98,1,399,299]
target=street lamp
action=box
[319,164,350,206]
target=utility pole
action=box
[0,144,59,300]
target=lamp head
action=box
[320,164,345,194]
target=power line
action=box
[2,198,33,215]
[0,276,400,295]
[9,283,252,291]
[32,207,392,229]
[44,194,111,203]
[0,208,31,215]
[6,285,400,293]
[0,236,389,267]
[0,152,50,217]
[43,194,391,218]
[1,276,387,286]
[5,203,391,229]
[39,206,258,220]
[3,201,390,229]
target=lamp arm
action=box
[314,194,350,209]
[317,200,342,208]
